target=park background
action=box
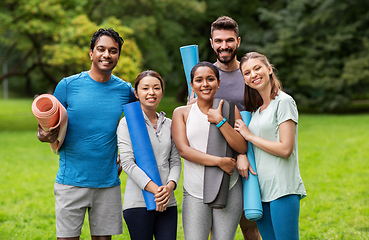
[0,0,369,239]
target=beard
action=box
[214,47,238,64]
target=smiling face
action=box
[134,76,163,111]
[191,66,219,101]
[210,29,240,64]
[89,35,120,74]
[240,58,273,92]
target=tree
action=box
[257,0,369,111]
[0,0,142,95]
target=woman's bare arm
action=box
[171,106,236,175]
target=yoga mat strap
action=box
[123,101,162,211]
[203,98,235,209]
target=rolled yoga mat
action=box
[203,98,235,209]
[123,101,162,211]
[240,111,263,220]
[180,45,199,98]
[32,94,68,154]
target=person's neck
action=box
[197,98,213,115]
[216,58,240,72]
[143,106,158,125]
[259,85,272,111]
[88,68,112,83]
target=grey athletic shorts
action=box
[54,183,123,238]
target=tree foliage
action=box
[257,0,369,111]
[0,0,142,95]
[1,0,369,111]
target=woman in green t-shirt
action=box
[234,52,307,240]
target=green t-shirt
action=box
[249,91,306,202]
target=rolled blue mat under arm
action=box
[240,111,263,220]
[203,99,235,209]
[123,101,162,211]
[180,45,199,98]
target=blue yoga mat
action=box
[180,45,199,98]
[240,111,263,220]
[123,101,162,211]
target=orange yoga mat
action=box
[32,94,68,154]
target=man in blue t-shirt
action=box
[37,28,136,240]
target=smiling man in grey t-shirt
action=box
[210,16,260,240]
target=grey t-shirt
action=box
[214,63,245,111]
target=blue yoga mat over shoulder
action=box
[123,101,162,211]
[240,111,263,220]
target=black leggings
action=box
[123,206,177,240]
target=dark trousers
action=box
[123,206,177,240]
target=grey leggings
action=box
[182,177,243,240]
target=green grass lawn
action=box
[0,98,369,239]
